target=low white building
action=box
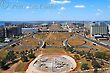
[4,38,12,43]
[22,28,38,34]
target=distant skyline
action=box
[0,0,110,21]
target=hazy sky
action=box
[0,0,110,21]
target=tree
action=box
[85,52,93,60]
[92,60,101,69]
[0,59,9,70]
[66,47,74,53]
[85,30,90,35]
[74,54,80,60]
[28,53,36,59]
[0,51,17,69]
[0,60,6,68]
[0,38,4,43]
[95,52,104,59]
[79,51,85,56]
[5,51,17,61]
[21,55,28,62]
[81,63,89,70]
[95,52,110,61]
[93,69,98,73]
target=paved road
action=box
[63,39,71,47]
[63,35,75,47]
[63,35,76,47]
[0,33,40,49]
[83,36,110,49]
[33,35,44,48]
[76,34,110,49]
[0,34,34,49]
[64,34,110,50]
[46,46,64,48]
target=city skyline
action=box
[0,0,110,21]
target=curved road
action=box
[82,35,110,49]
[0,33,45,50]
[0,33,35,49]
[33,35,44,48]
[64,34,110,50]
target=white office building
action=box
[91,24,109,36]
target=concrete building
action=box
[0,27,5,38]
[84,21,93,29]
[91,24,109,36]
[22,28,38,34]
[6,26,22,37]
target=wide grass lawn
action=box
[68,35,109,52]
[0,70,3,73]
[20,37,39,46]
[15,62,28,72]
[69,54,110,73]
[34,32,73,46]
[10,36,39,52]
[41,48,67,55]
[45,32,73,46]
[68,36,85,46]
[0,49,8,60]
[34,32,49,40]
[15,60,32,72]
[46,40,63,46]
[84,38,109,52]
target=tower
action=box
[4,25,7,38]
[52,21,55,24]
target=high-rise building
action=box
[0,27,5,38]
[84,21,92,29]
[6,26,22,37]
[91,23,109,36]
[108,25,110,34]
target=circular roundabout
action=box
[26,55,77,73]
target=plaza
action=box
[26,54,77,73]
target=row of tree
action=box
[64,46,110,71]
[0,51,16,69]
[0,49,36,70]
